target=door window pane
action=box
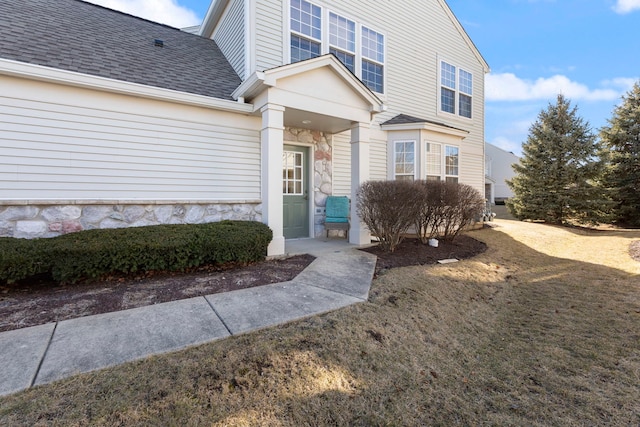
[283,151,304,195]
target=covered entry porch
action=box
[233,55,385,256]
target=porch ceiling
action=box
[284,108,353,134]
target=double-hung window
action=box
[329,12,356,73]
[289,1,385,93]
[361,27,384,93]
[290,0,322,63]
[425,143,442,181]
[440,61,473,118]
[394,141,415,181]
[445,145,459,183]
[425,142,459,183]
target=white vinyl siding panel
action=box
[331,132,351,196]
[213,0,245,78]
[369,132,387,181]
[331,130,387,195]
[255,0,284,71]
[0,80,261,201]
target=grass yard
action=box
[1,219,639,425]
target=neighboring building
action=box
[485,142,519,204]
[0,0,489,256]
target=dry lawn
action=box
[1,219,639,426]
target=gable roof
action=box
[0,0,241,100]
[234,54,383,110]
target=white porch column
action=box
[349,122,371,245]
[261,104,285,256]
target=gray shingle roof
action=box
[381,114,466,132]
[0,0,241,100]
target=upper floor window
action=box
[361,27,384,93]
[289,1,385,93]
[290,0,322,63]
[440,61,473,119]
[329,13,355,73]
[394,140,415,181]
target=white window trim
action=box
[425,141,460,181]
[445,145,460,182]
[437,57,473,121]
[394,140,417,181]
[286,1,386,94]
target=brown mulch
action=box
[0,255,315,333]
[0,235,487,333]
[361,235,487,275]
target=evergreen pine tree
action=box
[600,82,640,226]
[506,94,606,224]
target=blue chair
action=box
[325,196,350,239]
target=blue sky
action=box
[88,0,640,156]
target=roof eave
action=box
[0,58,254,114]
[380,120,469,138]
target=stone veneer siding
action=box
[284,127,344,238]
[0,202,262,239]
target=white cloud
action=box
[85,0,200,28]
[613,0,640,14]
[486,73,623,102]
[489,137,523,157]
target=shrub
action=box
[414,181,485,242]
[356,180,422,252]
[0,221,272,284]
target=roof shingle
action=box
[0,0,241,100]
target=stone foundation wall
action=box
[0,202,262,239]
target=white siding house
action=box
[485,142,520,204]
[0,0,489,256]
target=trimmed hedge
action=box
[0,221,272,284]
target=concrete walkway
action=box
[0,238,376,397]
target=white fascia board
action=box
[231,70,267,100]
[0,58,253,114]
[199,0,231,38]
[381,121,469,138]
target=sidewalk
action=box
[0,239,376,397]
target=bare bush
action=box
[414,181,485,242]
[356,180,422,252]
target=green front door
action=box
[283,145,310,239]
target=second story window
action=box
[290,0,322,63]
[289,1,385,94]
[361,27,384,93]
[329,13,355,73]
[440,61,473,119]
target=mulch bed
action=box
[361,235,487,275]
[0,255,315,333]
